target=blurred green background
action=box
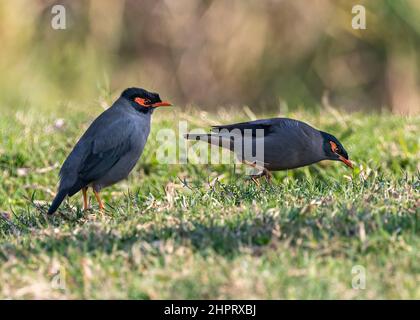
[1,0,420,114]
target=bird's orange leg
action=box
[263,168,273,184]
[93,190,104,212]
[82,187,88,210]
[243,160,268,185]
[250,176,261,186]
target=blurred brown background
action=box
[1,0,419,114]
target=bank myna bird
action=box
[47,87,171,215]
[185,117,352,182]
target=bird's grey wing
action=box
[212,118,321,169]
[77,118,136,183]
[258,119,323,170]
[212,119,276,137]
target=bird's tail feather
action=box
[184,133,212,140]
[47,189,68,215]
[184,133,232,147]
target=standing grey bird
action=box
[48,87,172,215]
[185,118,352,182]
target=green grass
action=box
[0,106,419,299]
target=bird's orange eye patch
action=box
[134,97,152,107]
[329,141,338,153]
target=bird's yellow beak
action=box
[152,101,172,107]
[338,155,353,169]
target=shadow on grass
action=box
[0,202,417,262]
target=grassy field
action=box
[0,106,418,299]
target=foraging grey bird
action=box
[48,87,171,215]
[185,118,352,181]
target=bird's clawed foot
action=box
[244,161,273,186]
[248,169,272,185]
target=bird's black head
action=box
[121,87,172,113]
[320,131,353,168]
